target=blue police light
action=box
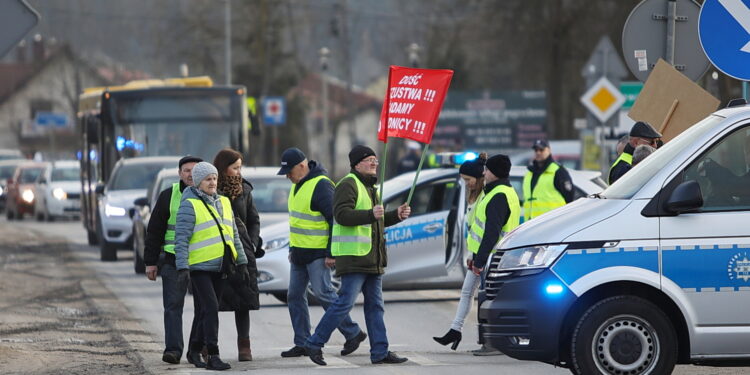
[115,136,145,152]
[545,283,564,295]
[116,136,126,151]
[454,151,478,165]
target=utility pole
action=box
[319,47,332,170]
[224,0,232,85]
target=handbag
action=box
[200,198,236,277]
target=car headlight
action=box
[53,188,67,200]
[105,203,127,217]
[495,244,567,271]
[0,185,4,197]
[263,237,289,252]
[21,189,34,203]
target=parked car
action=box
[5,162,49,220]
[0,149,24,161]
[96,156,180,261]
[34,160,83,221]
[130,166,290,273]
[0,159,28,212]
[257,166,606,303]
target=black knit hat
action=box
[349,145,376,167]
[485,154,511,178]
[459,158,485,178]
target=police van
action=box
[479,102,750,374]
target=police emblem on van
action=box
[728,252,750,282]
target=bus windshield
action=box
[108,94,238,160]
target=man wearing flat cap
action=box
[276,148,366,359]
[305,145,411,366]
[522,139,574,221]
[609,121,662,184]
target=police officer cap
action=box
[532,139,550,150]
[277,147,306,175]
[629,121,662,139]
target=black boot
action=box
[186,351,207,368]
[206,355,231,371]
[433,329,462,350]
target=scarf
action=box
[219,175,243,199]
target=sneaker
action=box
[372,351,408,364]
[341,331,367,356]
[161,351,180,364]
[281,345,308,358]
[306,347,327,366]
[471,345,504,356]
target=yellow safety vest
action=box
[163,183,181,254]
[467,184,520,254]
[288,175,333,249]
[331,173,374,257]
[608,152,633,184]
[522,163,566,221]
[186,196,237,265]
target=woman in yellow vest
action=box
[212,148,262,362]
[433,153,488,351]
[174,162,249,371]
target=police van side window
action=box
[682,125,750,211]
[386,179,456,216]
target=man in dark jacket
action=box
[609,121,661,184]
[144,155,202,364]
[276,148,365,359]
[522,139,574,221]
[305,145,411,366]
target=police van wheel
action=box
[570,295,677,375]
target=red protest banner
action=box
[377,66,453,144]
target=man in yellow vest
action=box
[522,139,574,222]
[609,121,661,184]
[144,155,202,364]
[305,145,411,366]
[276,148,366,359]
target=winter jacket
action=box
[332,169,401,276]
[219,178,260,311]
[472,178,512,269]
[144,180,188,267]
[289,160,335,265]
[174,186,248,272]
[525,155,575,203]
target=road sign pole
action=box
[666,0,677,65]
[744,81,749,101]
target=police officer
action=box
[609,121,662,184]
[144,155,202,364]
[469,154,521,274]
[276,148,366,359]
[522,139,574,221]
[305,145,411,366]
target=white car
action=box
[96,156,180,261]
[34,160,82,221]
[257,166,606,302]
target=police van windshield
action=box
[602,115,724,199]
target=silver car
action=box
[34,160,83,221]
[257,166,606,302]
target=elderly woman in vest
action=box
[433,153,488,351]
[212,148,262,362]
[174,161,249,371]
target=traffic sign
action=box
[622,0,709,82]
[262,97,286,126]
[34,112,69,127]
[699,0,750,81]
[580,77,626,123]
[0,0,39,58]
[620,81,644,109]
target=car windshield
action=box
[109,162,176,190]
[20,168,44,183]
[251,177,290,213]
[158,175,180,194]
[602,115,725,199]
[51,167,80,182]
[0,165,18,180]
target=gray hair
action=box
[632,145,656,166]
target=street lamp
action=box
[407,42,420,68]
[319,47,331,168]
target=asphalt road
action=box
[2,216,746,374]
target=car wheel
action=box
[97,215,117,261]
[87,229,98,245]
[6,206,13,220]
[133,247,145,274]
[36,211,44,221]
[272,292,288,303]
[570,295,677,375]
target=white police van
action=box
[479,101,750,374]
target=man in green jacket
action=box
[305,145,411,366]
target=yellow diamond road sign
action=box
[580,77,625,123]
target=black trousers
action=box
[189,271,227,355]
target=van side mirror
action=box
[95,183,105,195]
[665,180,703,214]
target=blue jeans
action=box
[161,262,188,356]
[288,258,361,346]
[306,273,388,362]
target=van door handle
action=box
[423,223,442,233]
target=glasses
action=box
[361,158,379,165]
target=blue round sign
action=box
[699,0,750,81]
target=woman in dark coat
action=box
[213,148,263,361]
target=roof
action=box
[118,156,182,166]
